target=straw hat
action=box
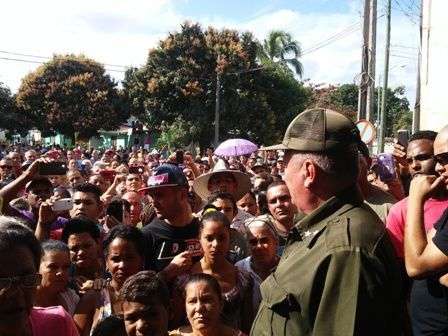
[192,159,251,201]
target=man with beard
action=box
[140,164,200,280]
[386,131,446,259]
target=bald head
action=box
[434,125,448,156]
[434,125,448,190]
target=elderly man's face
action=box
[207,172,238,195]
[284,152,308,212]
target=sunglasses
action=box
[434,152,448,166]
[0,165,12,169]
[0,273,42,295]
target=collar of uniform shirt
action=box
[295,184,363,232]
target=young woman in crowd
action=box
[172,211,253,334]
[74,225,145,336]
[207,193,249,263]
[0,216,79,336]
[170,273,247,336]
[35,240,80,316]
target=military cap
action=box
[264,108,362,152]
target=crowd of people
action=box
[0,107,448,336]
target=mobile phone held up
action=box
[376,153,396,181]
[38,162,68,175]
[397,129,409,149]
[51,198,73,212]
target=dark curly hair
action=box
[61,217,101,243]
[103,225,146,258]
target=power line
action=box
[302,26,361,56]
[301,22,362,55]
[301,14,385,56]
[390,54,417,60]
[391,44,418,50]
[0,56,127,73]
[392,0,418,25]
[0,50,133,69]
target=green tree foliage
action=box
[0,83,27,134]
[16,55,127,138]
[156,115,199,151]
[123,22,310,147]
[0,83,14,129]
[308,83,412,137]
[257,30,303,77]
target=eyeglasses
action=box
[0,273,42,295]
[0,165,12,169]
[434,152,448,166]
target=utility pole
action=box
[357,0,371,120]
[366,0,377,122]
[378,0,391,153]
[413,0,423,133]
[214,71,221,148]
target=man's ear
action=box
[303,160,317,189]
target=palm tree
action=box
[257,30,303,77]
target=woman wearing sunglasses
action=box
[235,215,280,314]
[0,216,79,336]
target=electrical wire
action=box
[0,56,127,73]
[301,14,385,56]
[0,50,133,69]
[392,0,419,25]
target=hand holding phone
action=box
[38,161,68,175]
[376,153,396,181]
[51,198,73,212]
[397,130,409,149]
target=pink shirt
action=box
[30,306,79,336]
[386,197,448,258]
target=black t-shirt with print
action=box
[142,217,200,272]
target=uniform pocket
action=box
[250,275,303,336]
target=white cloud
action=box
[0,0,183,90]
[0,0,419,108]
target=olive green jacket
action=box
[250,186,402,336]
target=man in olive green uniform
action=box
[251,108,402,336]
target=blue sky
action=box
[177,0,352,18]
[0,0,420,105]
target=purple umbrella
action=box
[214,138,258,156]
